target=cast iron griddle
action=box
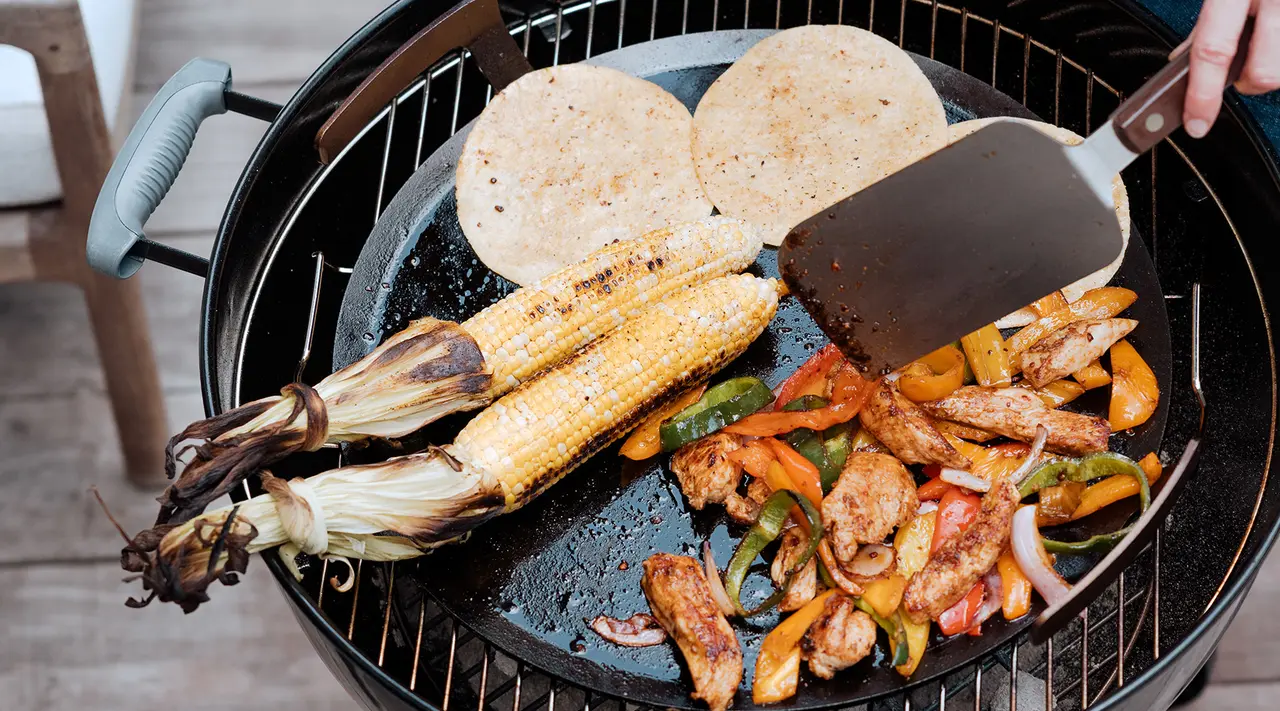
[334,31,1172,711]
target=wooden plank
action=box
[0,560,355,711]
[1179,682,1280,711]
[0,210,35,283]
[135,0,390,90]
[0,387,204,564]
[1208,546,1280,684]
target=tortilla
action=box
[947,117,1132,328]
[456,65,712,286]
[691,25,949,246]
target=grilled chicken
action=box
[922,386,1110,456]
[671,433,743,509]
[859,376,970,468]
[642,554,744,711]
[902,480,1020,623]
[724,492,761,525]
[747,476,773,505]
[770,527,820,611]
[1020,318,1138,388]
[822,453,919,565]
[933,420,999,443]
[801,595,878,679]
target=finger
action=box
[1184,0,1252,137]
[1237,0,1280,94]
[1171,31,1194,59]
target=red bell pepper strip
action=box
[937,582,985,636]
[774,344,843,408]
[725,369,874,437]
[931,487,982,553]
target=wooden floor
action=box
[0,1,1276,709]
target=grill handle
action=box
[315,0,533,164]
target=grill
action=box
[91,1,1280,710]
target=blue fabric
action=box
[1137,0,1280,149]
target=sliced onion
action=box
[702,541,736,617]
[818,539,864,596]
[1011,505,1071,606]
[844,543,896,578]
[589,614,668,647]
[940,467,991,493]
[1011,425,1050,484]
[968,568,1004,632]
[917,500,939,515]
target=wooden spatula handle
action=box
[1111,18,1254,153]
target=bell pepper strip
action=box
[822,428,853,491]
[724,490,822,616]
[1016,379,1087,408]
[757,459,814,532]
[849,425,889,453]
[934,420,999,442]
[1018,453,1151,554]
[753,589,837,704]
[861,574,907,618]
[817,539,864,597]
[1072,359,1112,390]
[780,396,843,493]
[774,344,844,409]
[1007,287,1138,365]
[1108,339,1159,432]
[937,582,986,636]
[660,377,773,451]
[726,370,874,437]
[1036,481,1087,526]
[853,598,911,667]
[996,550,1032,620]
[1031,291,1070,316]
[899,344,966,402]
[960,324,1013,387]
[729,440,777,480]
[765,438,824,508]
[619,384,708,459]
[896,614,931,677]
[1070,452,1163,521]
[917,477,953,501]
[932,487,982,553]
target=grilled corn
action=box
[129,274,782,610]
[158,217,763,524]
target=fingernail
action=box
[1186,119,1209,138]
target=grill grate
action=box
[257,1,1241,709]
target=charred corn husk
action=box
[157,217,763,524]
[124,274,782,611]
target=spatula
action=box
[779,24,1252,376]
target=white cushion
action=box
[0,0,137,207]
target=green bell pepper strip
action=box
[723,490,822,616]
[781,396,843,492]
[853,599,911,666]
[660,377,773,452]
[1018,453,1151,554]
[821,427,852,490]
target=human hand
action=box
[1181,0,1278,137]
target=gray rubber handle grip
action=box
[88,58,231,278]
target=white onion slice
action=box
[1011,505,1072,606]
[845,543,896,578]
[702,541,736,617]
[818,539,864,596]
[968,568,1004,632]
[1011,425,1050,484]
[940,467,991,492]
[917,500,939,515]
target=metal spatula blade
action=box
[778,120,1124,374]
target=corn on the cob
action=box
[157,217,762,525]
[123,274,781,611]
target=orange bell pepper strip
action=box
[764,439,823,508]
[726,367,874,437]
[917,477,953,501]
[728,439,777,479]
[1030,291,1070,316]
[1109,339,1159,431]
[619,384,708,460]
[996,549,1033,620]
[753,590,837,704]
[899,344,966,402]
[774,344,843,407]
[1071,452,1163,521]
[1073,359,1112,390]
[937,582,985,636]
[931,487,982,553]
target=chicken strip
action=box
[770,527,820,611]
[823,453,919,565]
[922,386,1110,456]
[670,433,743,509]
[801,595,878,679]
[902,479,1019,624]
[859,376,969,468]
[724,492,760,525]
[1021,318,1138,388]
[642,554,743,711]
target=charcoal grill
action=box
[87,1,1279,710]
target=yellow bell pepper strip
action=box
[1036,481,1087,526]
[1030,291,1070,316]
[849,425,890,453]
[1109,339,1159,431]
[861,574,907,618]
[774,344,844,408]
[765,438,824,508]
[1007,286,1139,364]
[941,436,1046,485]
[1070,452,1163,521]
[619,384,707,459]
[996,549,1033,620]
[1072,359,1113,390]
[934,420,999,442]
[1016,379,1087,408]
[899,344,966,402]
[725,367,874,437]
[853,598,910,666]
[725,490,822,616]
[960,324,1013,387]
[753,590,837,704]
[896,614,931,677]
[895,511,937,578]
